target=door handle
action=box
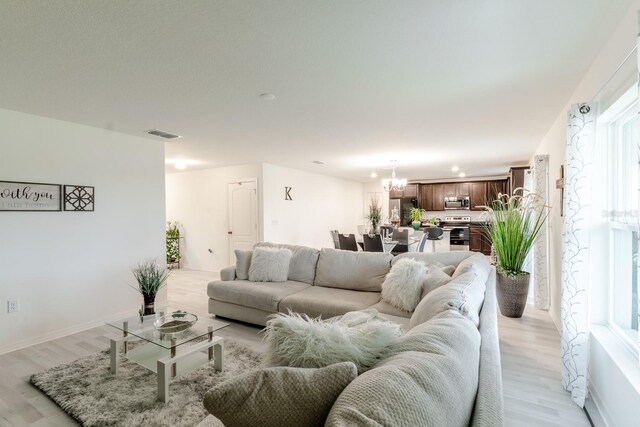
[228,231,233,235]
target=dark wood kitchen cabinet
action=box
[455,182,470,197]
[470,182,487,210]
[431,184,444,211]
[403,184,418,198]
[488,179,507,203]
[419,184,433,211]
[389,183,418,199]
[470,225,492,255]
[443,184,456,197]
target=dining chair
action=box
[391,228,410,255]
[338,234,359,252]
[380,225,394,239]
[424,227,444,252]
[362,234,384,252]
[417,227,444,252]
[330,230,340,249]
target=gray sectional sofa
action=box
[207,243,503,426]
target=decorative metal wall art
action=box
[64,185,95,211]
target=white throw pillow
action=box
[381,258,427,312]
[264,309,402,373]
[248,247,292,282]
[234,249,252,280]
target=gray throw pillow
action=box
[326,310,480,427]
[410,271,486,329]
[234,249,252,280]
[248,247,292,282]
[264,310,401,373]
[452,253,490,278]
[421,267,453,298]
[203,362,358,427]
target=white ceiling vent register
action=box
[146,129,181,139]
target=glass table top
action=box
[105,307,229,349]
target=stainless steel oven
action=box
[442,216,470,251]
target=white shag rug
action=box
[30,340,262,427]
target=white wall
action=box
[530,2,640,424]
[165,164,262,272]
[0,108,166,354]
[533,1,640,331]
[262,163,364,249]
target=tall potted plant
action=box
[367,196,382,235]
[131,260,171,315]
[480,190,549,318]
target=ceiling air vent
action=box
[146,129,181,139]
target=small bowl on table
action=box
[154,312,198,333]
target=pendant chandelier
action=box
[382,161,407,192]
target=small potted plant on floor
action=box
[131,260,171,315]
[410,208,424,230]
[166,221,181,266]
[480,189,549,318]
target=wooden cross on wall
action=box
[555,165,564,217]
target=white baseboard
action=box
[589,385,612,427]
[0,308,139,355]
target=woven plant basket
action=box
[496,272,530,318]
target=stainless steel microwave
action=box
[444,196,470,210]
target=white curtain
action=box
[561,103,596,408]
[533,155,550,309]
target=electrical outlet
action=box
[7,300,19,313]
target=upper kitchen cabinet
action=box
[444,184,456,197]
[389,183,418,199]
[431,184,444,211]
[470,182,487,210]
[456,182,470,197]
[403,184,418,198]
[507,166,529,195]
[419,184,433,211]
[488,179,507,203]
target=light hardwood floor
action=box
[0,269,589,426]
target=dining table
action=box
[356,233,422,253]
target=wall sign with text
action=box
[0,181,62,211]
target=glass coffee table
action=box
[106,308,229,402]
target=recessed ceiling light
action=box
[459,172,466,178]
[260,93,276,101]
[312,160,325,165]
[175,162,187,170]
[451,166,459,172]
[370,172,377,178]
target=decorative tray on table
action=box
[154,311,198,333]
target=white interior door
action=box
[228,181,258,264]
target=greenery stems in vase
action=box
[131,260,171,315]
[480,189,549,276]
[479,188,550,317]
[166,221,181,264]
[367,196,382,234]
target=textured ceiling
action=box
[0,0,633,181]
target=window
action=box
[600,83,639,353]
